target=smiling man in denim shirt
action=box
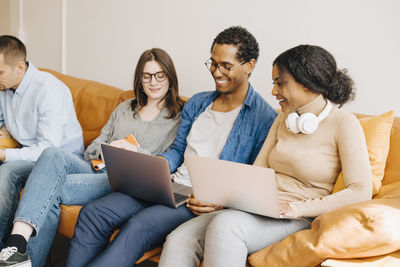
[67,26,277,267]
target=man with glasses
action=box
[68,26,277,267]
[157,25,277,267]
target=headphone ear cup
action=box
[286,112,300,134]
[297,113,318,134]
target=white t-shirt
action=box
[172,103,242,186]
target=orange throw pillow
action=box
[248,185,400,267]
[332,110,394,196]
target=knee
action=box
[39,147,64,161]
[76,201,104,229]
[79,201,100,220]
[206,211,246,239]
[164,224,198,249]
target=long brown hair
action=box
[131,48,185,119]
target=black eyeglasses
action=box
[204,59,245,75]
[141,71,167,83]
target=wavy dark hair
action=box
[131,48,185,119]
[0,35,26,65]
[211,26,259,63]
[273,45,355,106]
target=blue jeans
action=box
[13,147,111,267]
[67,192,195,267]
[0,160,35,244]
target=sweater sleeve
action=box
[289,113,372,218]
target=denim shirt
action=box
[160,84,277,173]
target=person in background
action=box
[158,44,372,267]
[66,26,277,267]
[0,35,84,251]
[0,48,184,267]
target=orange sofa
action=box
[39,69,400,266]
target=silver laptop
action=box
[101,144,191,208]
[186,154,291,218]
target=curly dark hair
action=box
[211,26,259,62]
[273,45,355,106]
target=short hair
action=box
[131,48,185,119]
[0,35,26,65]
[211,26,259,62]
[273,45,355,106]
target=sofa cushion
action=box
[332,110,394,196]
[0,137,21,149]
[248,181,400,267]
[382,116,400,186]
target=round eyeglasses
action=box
[141,71,167,83]
[204,59,245,75]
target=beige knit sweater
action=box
[254,95,372,217]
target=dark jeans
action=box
[67,192,194,267]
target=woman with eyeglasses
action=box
[0,48,184,267]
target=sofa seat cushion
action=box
[248,181,400,267]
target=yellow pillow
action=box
[248,194,400,267]
[332,110,394,196]
[0,137,21,149]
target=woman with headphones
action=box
[158,45,372,267]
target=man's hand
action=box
[0,126,11,138]
[186,193,224,216]
[0,149,6,161]
[109,139,138,152]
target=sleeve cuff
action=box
[4,148,18,162]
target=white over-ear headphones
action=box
[286,100,332,134]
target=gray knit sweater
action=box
[84,99,180,161]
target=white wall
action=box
[4,0,400,116]
[0,0,10,35]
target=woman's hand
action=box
[280,202,295,217]
[186,193,224,216]
[109,139,138,152]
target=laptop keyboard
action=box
[174,192,189,204]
